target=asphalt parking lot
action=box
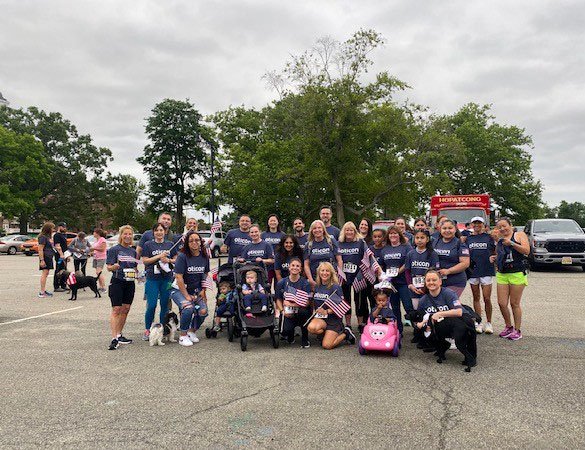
[0,254,584,449]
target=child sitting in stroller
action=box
[213,281,236,332]
[242,270,269,317]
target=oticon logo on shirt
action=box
[314,292,328,299]
[384,253,403,260]
[247,249,265,256]
[411,260,431,268]
[311,248,331,255]
[434,249,451,256]
[187,266,205,273]
[233,237,251,245]
[338,248,360,255]
[468,242,488,250]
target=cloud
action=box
[0,0,583,207]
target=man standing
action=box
[136,212,175,258]
[293,217,308,249]
[53,222,68,292]
[319,206,340,240]
[221,215,252,263]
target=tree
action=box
[441,103,543,224]
[0,105,112,232]
[0,126,50,221]
[556,201,585,227]
[138,99,214,229]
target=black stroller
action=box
[205,262,237,341]
[232,262,280,351]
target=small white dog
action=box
[149,323,165,346]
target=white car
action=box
[198,230,226,258]
[0,235,31,254]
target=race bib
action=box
[284,306,299,315]
[123,268,137,282]
[343,262,358,274]
[386,267,399,278]
[413,276,425,288]
[314,312,328,319]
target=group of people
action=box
[36,206,531,358]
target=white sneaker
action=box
[179,336,193,347]
[447,338,456,350]
[187,331,199,343]
[475,322,484,334]
[261,305,267,312]
[484,322,494,334]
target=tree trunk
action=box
[333,181,345,226]
[176,194,184,232]
[19,213,29,234]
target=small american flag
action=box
[210,219,222,234]
[336,265,346,282]
[66,272,77,286]
[283,285,309,307]
[202,275,213,289]
[352,271,368,292]
[359,246,379,283]
[118,254,140,264]
[324,291,350,318]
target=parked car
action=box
[198,230,226,258]
[22,232,78,256]
[525,219,585,271]
[106,233,142,249]
[0,235,32,255]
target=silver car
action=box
[198,230,226,258]
[526,219,585,271]
[0,235,31,254]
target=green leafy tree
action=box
[0,126,50,221]
[556,201,585,227]
[138,99,214,229]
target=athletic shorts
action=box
[93,258,106,269]
[468,276,493,286]
[496,272,528,286]
[39,256,54,271]
[109,277,136,307]
[324,315,345,334]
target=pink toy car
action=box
[358,319,400,357]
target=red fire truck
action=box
[430,194,491,230]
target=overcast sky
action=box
[1,0,583,207]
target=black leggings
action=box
[342,283,369,319]
[434,317,477,362]
[356,283,374,323]
[74,259,88,275]
[282,307,312,344]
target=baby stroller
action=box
[232,261,280,351]
[205,261,237,341]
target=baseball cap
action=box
[58,222,67,227]
[470,216,484,224]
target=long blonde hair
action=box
[117,225,134,245]
[315,262,339,288]
[308,220,332,245]
[338,221,363,243]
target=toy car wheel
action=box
[240,335,248,352]
[392,339,400,357]
[205,328,212,339]
[227,319,234,342]
[358,344,367,355]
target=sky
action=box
[1,0,583,208]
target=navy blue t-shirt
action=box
[224,229,252,263]
[313,283,344,309]
[434,238,470,287]
[296,234,308,250]
[417,287,466,315]
[38,235,55,258]
[139,230,177,249]
[466,233,496,278]
[379,243,412,285]
[404,248,440,296]
[106,244,138,281]
[326,225,340,240]
[369,245,384,268]
[142,239,175,280]
[303,238,339,278]
[430,231,441,246]
[338,240,365,284]
[275,276,312,302]
[172,252,210,294]
[274,252,303,279]
[240,240,274,263]
[261,231,285,270]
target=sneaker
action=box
[212,325,221,332]
[117,335,132,344]
[447,338,456,350]
[54,287,66,292]
[344,326,356,345]
[403,319,412,327]
[44,291,54,297]
[98,288,107,293]
[507,329,522,341]
[187,331,199,343]
[38,292,47,298]
[261,305,267,312]
[142,330,150,341]
[179,336,193,346]
[475,322,484,334]
[301,341,310,349]
[287,335,295,344]
[245,312,254,318]
[245,306,251,311]
[484,322,494,334]
[108,339,119,350]
[499,326,515,338]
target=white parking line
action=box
[0,306,84,326]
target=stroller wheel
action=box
[210,329,218,338]
[240,335,248,352]
[205,328,212,339]
[227,318,234,342]
[270,329,280,349]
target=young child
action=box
[213,281,235,332]
[370,289,396,324]
[242,270,268,317]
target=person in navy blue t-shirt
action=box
[303,220,343,286]
[274,235,304,282]
[261,214,286,285]
[434,219,470,298]
[405,230,440,308]
[293,217,309,250]
[319,206,340,240]
[238,224,275,266]
[466,217,496,334]
[221,215,252,263]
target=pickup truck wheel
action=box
[582,264,585,272]
[528,259,541,271]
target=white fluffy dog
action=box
[149,323,165,346]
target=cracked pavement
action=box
[0,255,583,449]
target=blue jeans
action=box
[216,301,235,316]
[170,289,208,331]
[390,284,414,334]
[243,293,268,309]
[144,278,171,329]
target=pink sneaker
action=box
[245,313,254,318]
[507,329,522,341]
[499,326,514,338]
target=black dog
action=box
[56,270,101,301]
